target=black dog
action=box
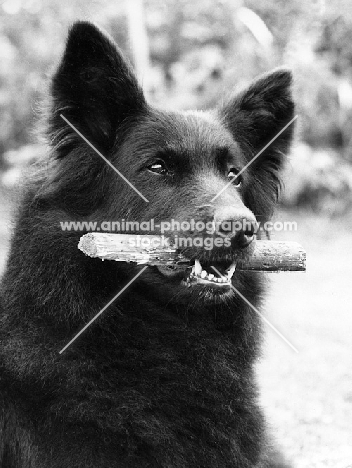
[0,22,294,467]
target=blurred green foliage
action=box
[1,0,352,212]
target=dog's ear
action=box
[219,68,295,191]
[48,21,146,157]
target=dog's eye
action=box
[228,168,242,187]
[148,161,168,175]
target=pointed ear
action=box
[219,68,295,178]
[48,21,146,157]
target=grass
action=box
[0,197,351,467]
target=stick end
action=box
[78,233,98,257]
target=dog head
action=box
[42,21,295,302]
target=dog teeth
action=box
[188,259,232,284]
[226,262,237,280]
[194,259,202,275]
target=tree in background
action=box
[1,0,352,213]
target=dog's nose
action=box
[215,207,257,250]
[231,221,255,249]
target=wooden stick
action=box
[78,233,306,272]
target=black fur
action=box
[0,22,294,468]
